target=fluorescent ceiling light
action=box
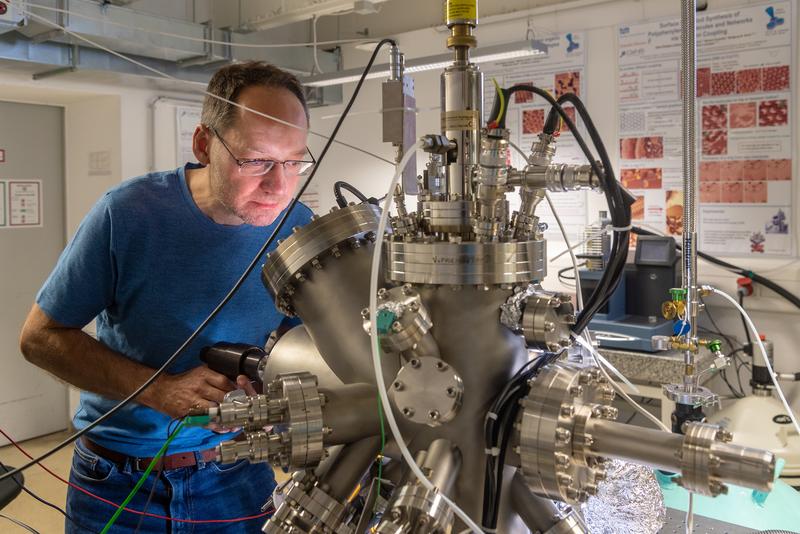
[302,40,548,88]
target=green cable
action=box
[374,348,387,512]
[100,420,186,534]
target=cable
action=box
[9,3,395,168]
[100,421,185,533]
[738,290,753,351]
[333,180,370,208]
[312,14,324,74]
[686,492,694,534]
[369,140,483,533]
[0,427,272,525]
[0,513,40,534]
[18,1,378,48]
[706,286,800,438]
[632,226,800,311]
[0,460,95,533]
[0,27,397,485]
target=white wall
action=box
[0,71,199,419]
[306,0,800,408]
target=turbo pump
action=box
[190,3,777,532]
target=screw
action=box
[331,246,341,258]
[544,321,556,333]
[402,284,413,295]
[410,359,420,368]
[446,386,457,397]
[409,301,420,312]
[584,483,599,496]
[428,410,440,421]
[583,434,595,447]
[569,385,584,397]
[560,404,575,418]
[402,407,415,417]
[294,272,306,282]
[361,308,370,318]
[435,360,448,371]
[557,473,573,486]
[311,258,322,270]
[556,427,571,442]
[715,429,733,443]
[391,321,403,333]
[364,231,376,242]
[555,452,570,466]
[393,381,404,391]
[377,288,388,300]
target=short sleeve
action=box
[36,194,118,328]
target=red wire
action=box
[0,427,272,524]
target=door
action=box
[0,100,68,443]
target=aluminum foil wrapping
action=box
[499,284,539,331]
[581,460,666,534]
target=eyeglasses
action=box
[210,127,316,177]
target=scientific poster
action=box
[481,31,590,240]
[618,1,795,255]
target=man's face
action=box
[208,85,309,226]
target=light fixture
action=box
[301,40,548,88]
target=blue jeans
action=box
[66,439,276,533]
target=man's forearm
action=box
[21,323,167,412]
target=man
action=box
[19,61,315,533]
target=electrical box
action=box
[0,0,25,35]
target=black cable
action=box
[738,290,753,353]
[0,461,96,533]
[632,226,800,310]
[333,180,370,208]
[0,513,41,534]
[0,37,398,485]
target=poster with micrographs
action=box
[617,1,795,256]
[481,31,589,240]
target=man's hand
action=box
[150,365,237,419]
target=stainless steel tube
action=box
[420,439,462,493]
[320,383,381,445]
[681,0,699,390]
[510,471,588,534]
[587,419,684,472]
[441,62,483,201]
[319,435,381,501]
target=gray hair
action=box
[201,61,309,133]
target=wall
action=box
[0,70,199,419]
[305,0,800,409]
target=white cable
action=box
[708,286,800,437]
[312,15,324,74]
[686,492,694,534]
[18,1,374,48]
[508,143,663,434]
[14,4,396,167]
[370,140,483,533]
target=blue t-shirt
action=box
[36,164,312,456]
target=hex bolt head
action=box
[409,301,420,312]
[560,404,576,418]
[402,284,413,295]
[584,483,599,496]
[294,272,306,282]
[715,429,733,443]
[569,385,584,397]
[594,469,606,482]
[557,473,574,486]
[544,321,556,333]
[377,288,388,300]
[555,452,570,466]
[583,434,595,447]
[391,321,403,333]
[556,427,572,442]
[364,231,376,242]
[361,308,370,318]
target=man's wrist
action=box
[138,372,169,413]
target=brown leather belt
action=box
[80,437,218,471]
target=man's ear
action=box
[192,125,211,165]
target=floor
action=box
[0,430,75,533]
[0,430,289,534]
